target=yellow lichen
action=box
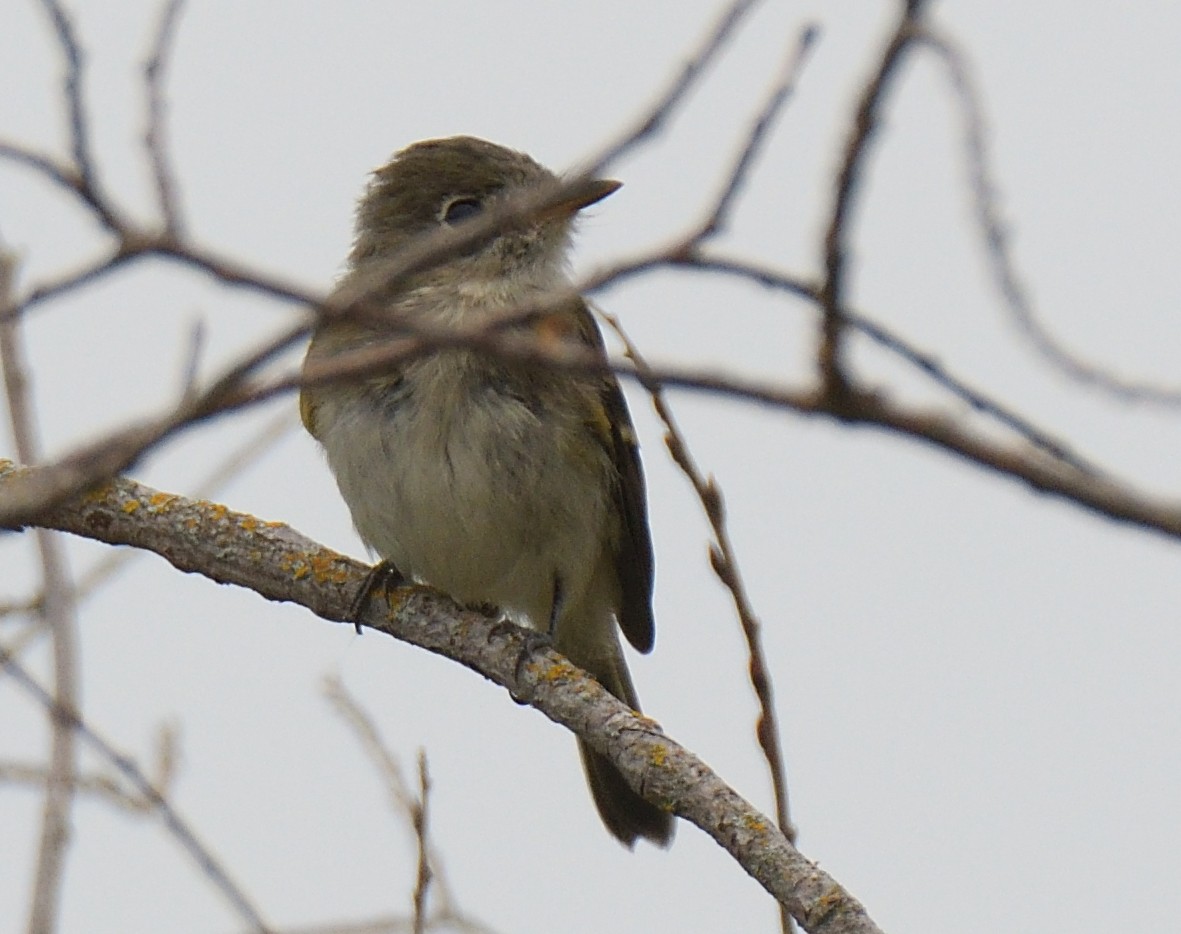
[278,555,310,579]
[743,814,769,834]
[308,553,351,584]
[148,492,177,510]
[121,500,141,514]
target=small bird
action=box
[300,136,673,848]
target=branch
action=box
[588,0,765,172]
[607,316,797,934]
[4,462,885,934]
[0,649,271,932]
[698,25,819,241]
[922,28,1181,406]
[0,248,80,934]
[35,0,123,231]
[142,0,187,236]
[818,0,931,392]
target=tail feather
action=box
[578,738,674,848]
[555,607,674,848]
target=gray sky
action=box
[3,2,1180,932]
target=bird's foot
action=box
[349,560,407,633]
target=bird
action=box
[300,136,673,848]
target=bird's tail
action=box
[555,603,674,848]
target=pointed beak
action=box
[539,177,622,220]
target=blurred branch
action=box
[0,247,80,934]
[324,678,465,931]
[0,646,272,933]
[5,281,1181,540]
[590,0,765,171]
[0,761,150,811]
[673,253,1103,474]
[411,752,432,934]
[0,722,178,814]
[923,28,1181,406]
[35,0,124,230]
[7,465,884,934]
[143,0,187,236]
[698,25,818,241]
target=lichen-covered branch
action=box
[1,460,884,934]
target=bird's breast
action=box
[317,353,613,625]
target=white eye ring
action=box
[440,197,483,225]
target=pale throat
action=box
[418,252,574,327]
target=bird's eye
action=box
[442,197,483,225]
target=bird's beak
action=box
[539,177,622,220]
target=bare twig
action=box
[676,253,1103,476]
[35,0,122,231]
[411,752,432,934]
[819,0,931,393]
[605,315,795,933]
[143,0,187,235]
[0,761,146,811]
[923,28,1181,406]
[324,677,417,815]
[0,247,80,934]
[589,0,765,172]
[179,317,206,403]
[0,725,176,813]
[0,143,82,195]
[256,915,501,934]
[324,678,460,927]
[699,24,820,240]
[0,646,272,933]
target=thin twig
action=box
[179,317,206,403]
[677,252,1103,475]
[323,678,460,923]
[819,0,930,393]
[0,142,81,193]
[604,314,796,874]
[1,245,137,323]
[411,752,432,934]
[922,28,1181,406]
[588,0,765,172]
[324,676,416,813]
[143,0,186,236]
[0,645,272,933]
[0,759,167,813]
[700,24,820,240]
[0,761,142,810]
[35,0,121,231]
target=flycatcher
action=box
[300,136,673,848]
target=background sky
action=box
[3,2,1181,932]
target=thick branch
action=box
[0,460,883,934]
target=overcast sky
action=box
[3,2,1181,932]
